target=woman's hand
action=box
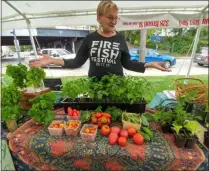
[144,62,172,72]
[29,53,54,68]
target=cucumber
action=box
[141,127,153,139]
[140,132,151,142]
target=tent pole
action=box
[26,20,38,58]
[185,5,208,81]
[3,1,37,58]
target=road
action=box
[1,57,208,77]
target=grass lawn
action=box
[61,75,208,103]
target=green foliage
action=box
[155,108,174,125]
[28,92,56,125]
[27,68,46,87]
[2,105,23,123]
[62,74,152,104]
[105,106,122,122]
[6,64,28,89]
[172,122,183,135]
[61,77,89,99]
[1,83,23,123]
[2,84,22,106]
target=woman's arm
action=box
[29,36,89,68]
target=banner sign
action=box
[117,12,208,30]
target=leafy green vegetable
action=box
[2,105,23,123]
[28,92,56,125]
[105,106,122,122]
[80,110,94,123]
[27,68,46,88]
[141,114,149,126]
[6,64,28,89]
[2,84,22,106]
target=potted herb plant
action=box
[172,122,187,148]
[2,84,23,132]
[61,75,151,113]
[155,108,174,133]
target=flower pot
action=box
[204,131,209,149]
[7,120,18,132]
[174,134,187,148]
[61,97,147,114]
[185,137,197,149]
[161,124,170,133]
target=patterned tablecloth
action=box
[8,119,208,171]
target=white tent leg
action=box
[185,14,203,81]
[26,20,38,58]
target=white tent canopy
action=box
[2,1,208,30]
[2,1,209,78]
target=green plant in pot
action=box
[27,68,46,92]
[155,107,174,133]
[172,121,187,148]
[28,92,56,125]
[2,84,23,132]
[184,120,204,149]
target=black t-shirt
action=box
[63,31,145,78]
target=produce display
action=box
[64,120,81,136]
[50,121,65,128]
[67,107,80,120]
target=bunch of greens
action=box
[62,74,152,104]
[1,84,23,123]
[6,64,28,89]
[80,110,94,123]
[61,77,89,99]
[105,106,122,122]
[28,92,56,125]
[27,68,46,88]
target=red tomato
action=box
[101,125,111,136]
[111,126,121,135]
[118,137,127,147]
[133,133,144,145]
[67,107,73,116]
[127,127,137,137]
[108,133,118,145]
[102,113,112,118]
[119,130,128,138]
[95,113,102,118]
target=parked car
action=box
[129,48,176,68]
[24,48,76,67]
[194,47,209,66]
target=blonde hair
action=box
[97,1,118,16]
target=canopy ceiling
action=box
[2,1,208,30]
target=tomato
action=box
[108,132,118,145]
[102,113,112,118]
[95,113,102,118]
[92,113,96,118]
[127,127,137,137]
[133,133,144,145]
[111,126,121,135]
[91,117,97,123]
[101,125,111,136]
[67,107,73,116]
[118,137,127,147]
[101,116,108,124]
[107,118,111,125]
[84,128,90,133]
[119,130,128,138]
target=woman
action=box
[29,1,171,79]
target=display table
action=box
[7,119,208,171]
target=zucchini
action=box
[141,127,153,139]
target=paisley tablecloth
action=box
[8,119,208,171]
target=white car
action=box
[24,48,76,67]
